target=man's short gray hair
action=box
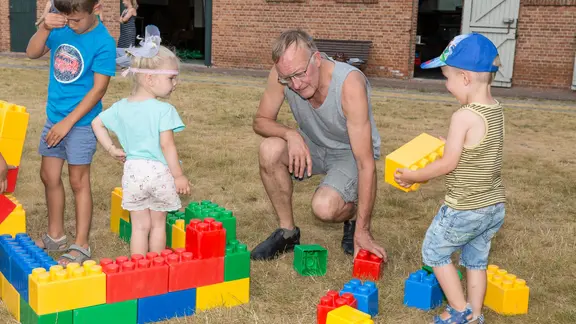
[272,29,318,64]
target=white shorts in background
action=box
[121,159,182,212]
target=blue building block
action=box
[340,278,379,317]
[137,288,196,323]
[0,234,57,302]
[403,269,444,311]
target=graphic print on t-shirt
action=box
[53,44,84,84]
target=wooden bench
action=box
[314,39,373,71]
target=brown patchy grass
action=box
[0,60,575,324]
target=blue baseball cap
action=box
[421,33,499,72]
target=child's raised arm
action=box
[26,14,66,59]
[160,130,190,195]
[92,117,126,161]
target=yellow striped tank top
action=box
[444,102,506,210]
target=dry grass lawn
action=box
[0,56,575,323]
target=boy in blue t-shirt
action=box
[26,0,116,265]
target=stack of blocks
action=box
[316,279,378,324]
[0,101,29,237]
[109,188,251,322]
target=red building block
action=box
[0,194,16,224]
[316,290,357,324]
[352,249,383,281]
[100,253,169,303]
[185,218,226,259]
[6,167,18,193]
[164,248,224,292]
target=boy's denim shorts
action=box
[38,119,97,165]
[422,202,505,270]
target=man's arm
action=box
[341,71,386,259]
[252,67,293,140]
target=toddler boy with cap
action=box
[394,33,506,324]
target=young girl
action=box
[92,25,190,255]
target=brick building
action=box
[1,0,575,90]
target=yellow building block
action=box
[384,133,445,192]
[196,277,250,311]
[172,219,186,249]
[484,264,529,315]
[0,103,29,141]
[2,272,21,321]
[0,137,24,167]
[29,261,106,315]
[0,272,3,299]
[110,187,130,233]
[326,305,373,324]
[0,194,26,236]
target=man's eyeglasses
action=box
[277,52,316,85]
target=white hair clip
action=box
[116,25,162,68]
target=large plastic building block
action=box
[165,248,224,292]
[100,253,169,303]
[119,218,131,243]
[110,187,130,234]
[0,102,29,141]
[317,290,358,324]
[484,264,529,315]
[72,299,137,324]
[29,261,106,315]
[2,273,21,321]
[0,194,16,223]
[326,305,373,324]
[294,244,327,276]
[340,279,378,317]
[0,137,25,167]
[352,250,383,281]
[422,265,462,280]
[172,219,186,249]
[196,277,249,311]
[20,296,73,324]
[0,234,57,302]
[137,288,196,324]
[185,201,237,242]
[185,218,226,259]
[385,133,445,192]
[5,166,18,193]
[0,194,26,236]
[224,240,250,281]
[403,269,443,311]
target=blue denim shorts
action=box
[422,203,505,270]
[38,119,97,165]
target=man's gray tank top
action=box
[284,55,381,159]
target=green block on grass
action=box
[294,244,327,276]
[20,297,73,324]
[224,240,250,281]
[73,299,137,324]
[119,218,131,243]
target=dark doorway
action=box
[414,0,463,79]
[9,0,37,52]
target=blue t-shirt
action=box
[98,99,185,165]
[46,22,116,126]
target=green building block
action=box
[422,265,463,280]
[294,244,327,276]
[184,201,237,243]
[20,297,73,324]
[119,218,131,243]
[72,300,137,324]
[224,240,250,281]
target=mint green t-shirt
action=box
[98,98,185,165]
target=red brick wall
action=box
[513,3,576,89]
[0,0,10,51]
[212,0,419,78]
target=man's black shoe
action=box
[342,220,356,255]
[250,227,301,260]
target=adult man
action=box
[251,29,387,262]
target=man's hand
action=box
[286,131,312,179]
[46,120,73,147]
[175,175,191,195]
[354,228,387,262]
[43,13,67,30]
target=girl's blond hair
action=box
[129,45,180,92]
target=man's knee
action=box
[259,137,287,168]
[311,188,344,222]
